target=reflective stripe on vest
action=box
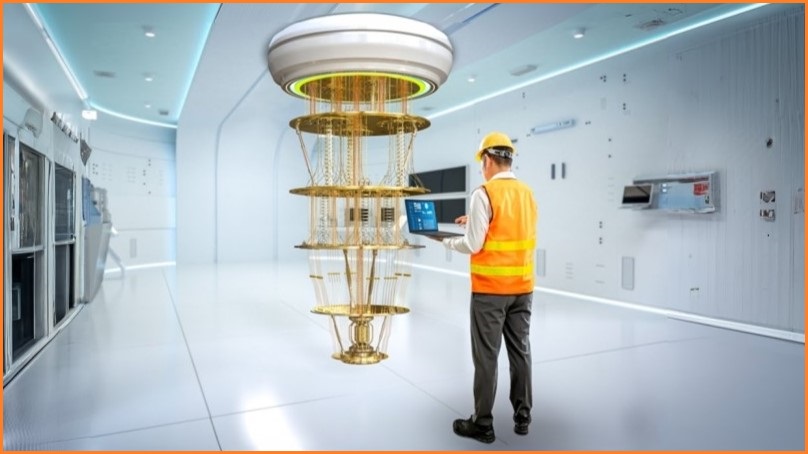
[470,263,534,276]
[482,239,536,252]
[470,178,537,294]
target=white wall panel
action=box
[177,73,308,264]
[176,126,216,264]
[271,129,309,262]
[86,130,176,268]
[212,74,311,263]
[215,77,276,262]
[2,81,33,132]
[2,82,56,161]
[413,6,804,332]
[106,229,175,269]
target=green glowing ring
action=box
[287,71,433,101]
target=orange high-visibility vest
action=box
[470,178,537,294]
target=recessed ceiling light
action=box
[144,74,154,82]
[467,75,476,83]
[143,26,155,38]
[145,103,152,109]
[81,109,98,120]
[573,28,585,39]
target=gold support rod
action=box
[329,315,346,353]
[366,249,378,306]
[295,126,316,185]
[342,249,354,307]
[402,122,418,176]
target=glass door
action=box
[53,164,76,325]
[10,142,47,361]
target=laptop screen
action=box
[405,200,439,233]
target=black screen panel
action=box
[622,184,652,204]
[434,198,466,224]
[409,166,466,194]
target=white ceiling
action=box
[3,3,774,136]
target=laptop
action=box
[404,199,463,238]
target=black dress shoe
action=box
[514,417,530,435]
[453,417,495,444]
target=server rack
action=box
[4,134,49,378]
[3,127,83,384]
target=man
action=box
[428,131,537,444]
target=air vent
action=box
[661,7,684,16]
[93,70,116,78]
[509,64,538,77]
[636,18,666,31]
[158,109,170,116]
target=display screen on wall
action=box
[434,198,466,223]
[409,166,467,194]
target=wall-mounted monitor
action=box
[409,166,467,194]
[631,171,718,213]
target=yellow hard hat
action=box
[475,132,516,161]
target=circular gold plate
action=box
[333,351,389,365]
[290,112,430,136]
[295,243,424,250]
[289,185,428,197]
[311,304,410,316]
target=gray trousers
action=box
[470,292,533,427]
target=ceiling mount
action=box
[267,13,454,101]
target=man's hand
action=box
[455,215,468,226]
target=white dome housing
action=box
[267,13,454,99]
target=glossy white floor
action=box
[2,260,804,450]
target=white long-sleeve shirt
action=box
[442,171,517,254]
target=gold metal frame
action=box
[289,186,428,197]
[290,112,430,136]
[282,72,431,365]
